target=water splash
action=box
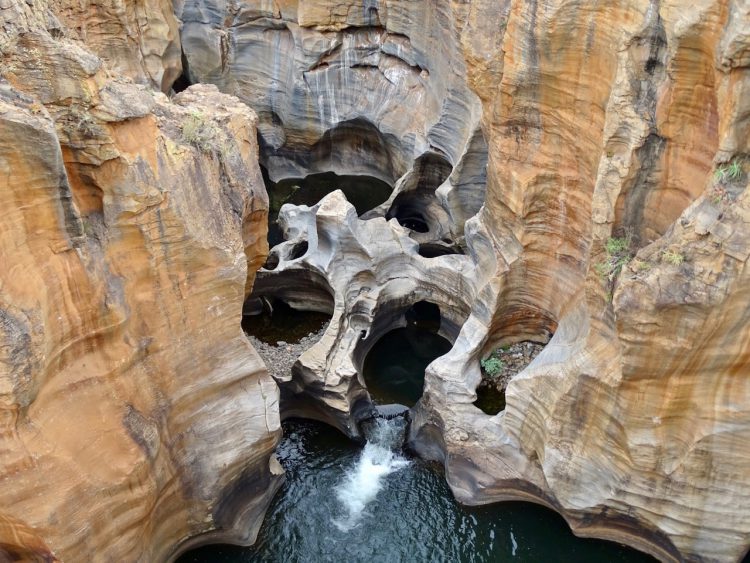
[333,417,410,531]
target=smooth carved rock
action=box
[410,2,750,563]
[0,0,749,561]
[251,190,479,435]
[214,1,750,561]
[177,0,487,237]
[0,4,280,559]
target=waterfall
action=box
[333,417,410,531]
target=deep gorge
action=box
[0,1,749,562]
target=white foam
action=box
[333,420,410,531]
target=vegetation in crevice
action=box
[595,233,635,284]
[181,110,223,153]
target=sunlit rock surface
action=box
[0,0,748,561]
[197,1,750,561]
[410,1,750,562]
[0,2,280,560]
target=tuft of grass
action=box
[632,259,651,272]
[596,234,634,282]
[714,159,744,183]
[181,110,222,153]
[662,249,685,266]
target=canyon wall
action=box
[180,1,749,561]
[0,2,280,561]
[0,0,748,562]
[416,1,750,562]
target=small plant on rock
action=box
[631,259,651,272]
[595,233,634,282]
[181,110,222,153]
[714,159,744,183]
[662,249,685,266]
[480,355,504,378]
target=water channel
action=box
[179,306,655,563]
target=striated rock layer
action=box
[199,1,750,562]
[0,2,280,561]
[0,0,748,562]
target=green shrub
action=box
[714,159,744,183]
[596,234,634,282]
[480,356,504,378]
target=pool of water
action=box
[178,419,655,563]
[362,325,453,407]
[241,300,329,345]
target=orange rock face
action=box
[415,1,750,562]
[0,3,279,561]
[1,0,749,562]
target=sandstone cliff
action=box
[0,2,279,561]
[178,1,749,561]
[1,0,749,562]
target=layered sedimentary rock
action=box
[412,2,750,562]
[0,0,748,561]
[51,0,182,92]
[0,3,279,560]
[176,0,487,236]
[200,1,750,561]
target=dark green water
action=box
[179,420,655,563]
[362,326,453,407]
[474,384,506,415]
[265,171,392,246]
[241,301,329,345]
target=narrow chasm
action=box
[3,0,747,561]
[174,5,677,561]
[182,125,654,563]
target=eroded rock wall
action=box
[186,1,750,561]
[0,2,279,561]
[176,0,486,229]
[0,0,748,562]
[413,1,750,562]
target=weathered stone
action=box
[1,0,749,561]
[0,4,278,560]
[194,1,750,561]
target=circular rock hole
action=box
[289,241,309,260]
[264,252,280,271]
[396,215,429,233]
[473,341,545,415]
[362,301,450,407]
[242,299,329,346]
[262,169,393,247]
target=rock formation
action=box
[199,1,748,561]
[251,190,476,435]
[1,0,749,562]
[0,2,280,561]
